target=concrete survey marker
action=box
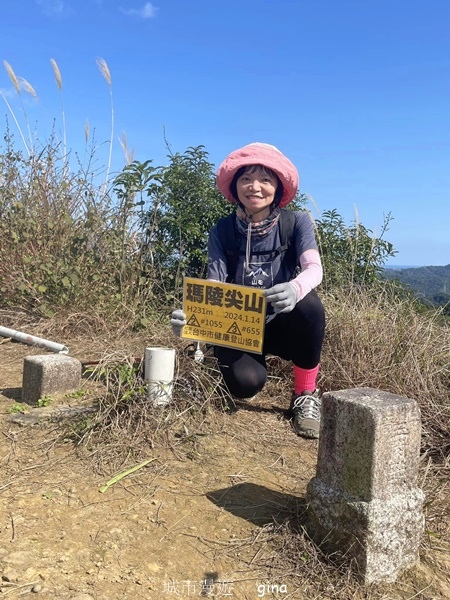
[307,387,424,584]
[21,354,82,405]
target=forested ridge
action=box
[383,264,450,308]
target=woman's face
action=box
[235,167,278,221]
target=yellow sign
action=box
[182,277,267,354]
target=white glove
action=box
[263,282,298,314]
[170,309,186,337]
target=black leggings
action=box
[214,290,325,398]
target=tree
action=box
[142,146,233,292]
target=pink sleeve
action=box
[289,249,323,301]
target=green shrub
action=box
[0,131,122,316]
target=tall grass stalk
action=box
[96,57,114,190]
[2,61,33,155]
[50,58,67,172]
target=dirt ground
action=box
[1,332,450,600]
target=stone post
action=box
[306,387,424,584]
[22,354,82,405]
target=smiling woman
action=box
[233,165,280,222]
[171,142,326,440]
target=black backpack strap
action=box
[277,209,296,254]
[216,213,240,282]
[277,209,298,280]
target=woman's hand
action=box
[170,309,187,336]
[263,282,297,313]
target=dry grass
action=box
[65,343,230,473]
[320,284,450,461]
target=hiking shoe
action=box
[290,390,321,439]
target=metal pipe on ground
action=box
[0,326,69,354]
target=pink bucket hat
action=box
[216,142,299,208]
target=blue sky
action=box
[1,0,449,266]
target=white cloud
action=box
[36,0,72,18]
[0,87,16,101]
[120,2,157,19]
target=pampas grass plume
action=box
[119,131,134,165]
[3,60,20,94]
[50,58,62,91]
[97,58,111,87]
[19,77,37,98]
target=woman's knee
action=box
[296,290,325,322]
[214,347,267,398]
[223,368,266,398]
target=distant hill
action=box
[382,264,450,306]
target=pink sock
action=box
[293,365,320,394]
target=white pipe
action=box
[0,326,69,354]
[144,347,175,406]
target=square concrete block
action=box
[22,355,82,405]
[306,387,424,584]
